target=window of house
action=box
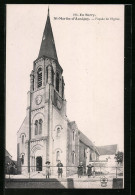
[56,72,59,92]
[35,120,38,135]
[37,68,42,88]
[56,151,60,161]
[72,151,75,164]
[39,119,43,134]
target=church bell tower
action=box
[17,8,67,174]
[28,7,67,171]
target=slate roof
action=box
[38,8,58,61]
[68,121,100,155]
[79,131,100,155]
[96,144,117,156]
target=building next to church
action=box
[5,149,17,174]
[17,8,99,177]
[96,144,118,166]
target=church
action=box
[17,8,99,177]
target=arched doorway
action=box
[36,156,42,171]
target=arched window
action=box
[22,135,24,144]
[37,68,42,88]
[56,151,60,161]
[72,151,75,164]
[39,119,43,134]
[73,131,75,141]
[35,120,38,135]
[21,154,24,164]
[46,67,48,82]
[51,69,54,85]
[56,72,59,92]
[56,127,61,137]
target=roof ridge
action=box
[97,144,117,148]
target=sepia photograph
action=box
[5,4,124,189]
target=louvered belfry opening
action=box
[37,68,42,88]
[56,72,59,92]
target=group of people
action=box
[45,160,63,179]
[77,162,94,178]
[45,160,94,179]
[6,162,17,175]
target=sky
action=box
[6,4,124,160]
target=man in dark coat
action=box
[57,160,63,178]
[87,163,93,178]
[77,162,83,178]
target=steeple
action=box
[38,8,58,61]
[48,6,49,16]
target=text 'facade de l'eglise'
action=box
[17,8,100,177]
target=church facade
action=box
[17,8,99,177]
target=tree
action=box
[114,151,123,164]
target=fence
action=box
[5,164,123,180]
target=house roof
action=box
[79,131,100,155]
[67,121,100,155]
[96,144,117,156]
[38,8,58,61]
[5,149,12,158]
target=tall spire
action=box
[48,6,49,16]
[38,8,58,61]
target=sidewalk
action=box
[5,172,115,188]
[5,172,118,181]
[5,177,113,189]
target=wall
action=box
[17,112,29,173]
[50,103,67,177]
[99,155,117,166]
[67,122,79,176]
[79,141,87,172]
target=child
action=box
[45,161,51,179]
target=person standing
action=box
[57,160,63,178]
[77,162,83,178]
[87,163,93,178]
[45,161,51,179]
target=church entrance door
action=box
[36,156,42,171]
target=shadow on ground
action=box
[5,178,69,189]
